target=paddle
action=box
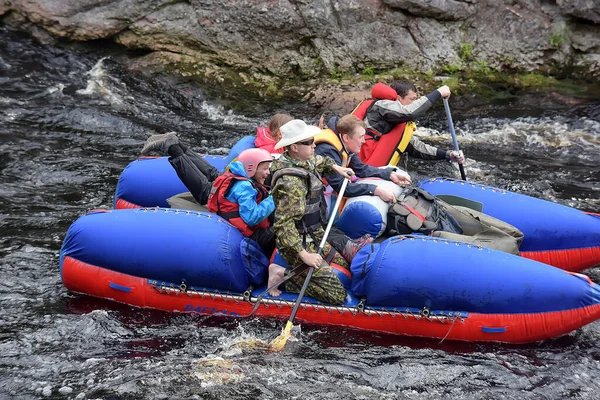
[442,98,467,180]
[269,176,350,351]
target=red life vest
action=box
[207,171,271,237]
[352,83,415,167]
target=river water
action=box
[1,26,599,399]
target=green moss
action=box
[441,76,460,91]
[442,64,464,75]
[472,60,492,75]
[458,43,473,62]
[143,50,597,112]
[549,28,568,48]
[329,66,343,80]
[361,67,375,77]
[265,83,278,96]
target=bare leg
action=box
[267,263,285,297]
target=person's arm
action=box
[333,154,391,197]
[373,88,445,124]
[315,144,368,196]
[314,153,354,185]
[315,153,338,176]
[328,169,378,197]
[313,146,388,197]
[227,181,275,226]
[272,176,306,255]
[349,153,393,180]
[405,136,448,160]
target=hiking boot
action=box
[141,132,179,155]
[341,234,374,262]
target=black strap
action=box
[220,210,240,219]
[365,128,382,142]
[325,247,337,263]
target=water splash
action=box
[76,57,125,106]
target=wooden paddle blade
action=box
[269,321,294,352]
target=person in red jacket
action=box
[254,113,293,154]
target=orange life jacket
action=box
[314,128,349,165]
[208,171,270,237]
[312,128,352,211]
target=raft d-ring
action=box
[421,307,430,318]
[357,298,366,313]
[179,281,187,292]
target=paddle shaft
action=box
[248,262,311,316]
[442,98,467,180]
[286,177,350,324]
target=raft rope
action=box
[439,314,459,344]
[149,280,466,325]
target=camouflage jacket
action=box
[270,152,337,265]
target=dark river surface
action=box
[1,26,600,399]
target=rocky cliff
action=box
[2,0,599,110]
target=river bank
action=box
[2,0,600,114]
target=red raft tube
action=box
[60,208,600,344]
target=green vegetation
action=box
[473,60,492,75]
[458,43,473,61]
[264,83,279,96]
[149,47,596,113]
[329,66,344,80]
[549,28,568,48]
[441,76,460,91]
[361,67,375,76]
[442,64,463,75]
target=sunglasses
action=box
[297,138,315,146]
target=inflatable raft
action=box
[60,207,600,344]
[112,153,600,273]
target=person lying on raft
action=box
[357,81,465,168]
[140,135,285,295]
[254,113,293,154]
[141,131,219,205]
[315,114,412,204]
[269,119,374,305]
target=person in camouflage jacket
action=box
[270,119,372,305]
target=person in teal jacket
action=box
[213,157,275,231]
[208,148,287,296]
[209,148,276,256]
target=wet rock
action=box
[2,0,599,104]
[556,0,600,24]
[1,0,597,79]
[58,386,73,395]
[383,0,477,20]
[42,386,52,397]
